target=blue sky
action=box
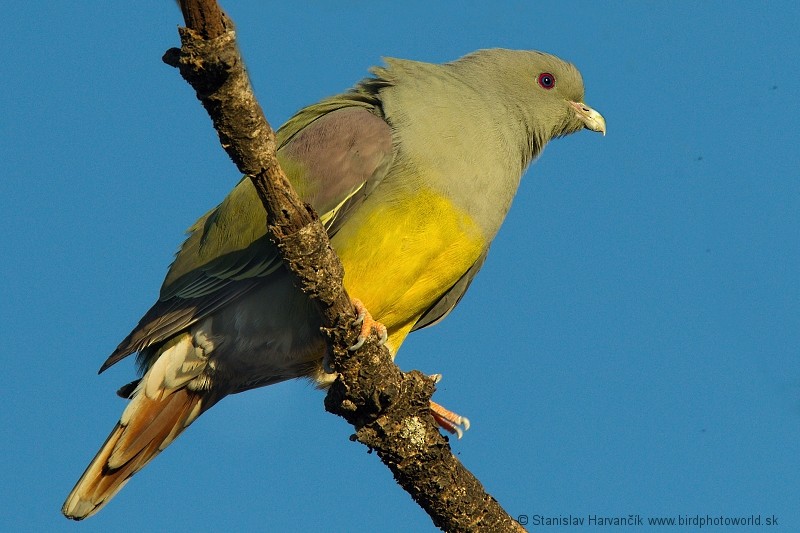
[3,2,799,532]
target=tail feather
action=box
[62,385,207,520]
[108,387,201,469]
[64,330,216,520]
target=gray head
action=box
[449,49,605,149]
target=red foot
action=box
[430,400,471,439]
[349,298,388,351]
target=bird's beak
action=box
[569,101,606,136]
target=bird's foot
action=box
[430,400,471,439]
[349,298,388,350]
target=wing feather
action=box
[411,249,490,331]
[103,84,394,372]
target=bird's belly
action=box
[202,270,326,391]
[332,186,487,351]
[207,188,485,390]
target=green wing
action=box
[101,83,393,372]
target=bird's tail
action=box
[63,333,214,520]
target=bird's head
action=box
[456,49,605,152]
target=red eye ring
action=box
[538,72,556,90]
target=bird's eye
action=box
[538,72,556,90]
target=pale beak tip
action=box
[570,100,606,136]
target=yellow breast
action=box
[332,187,487,353]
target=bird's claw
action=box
[430,400,471,439]
[349,298,388,351]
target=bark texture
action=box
[166,2,525,531]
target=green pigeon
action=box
[63,48,605,520]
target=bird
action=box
[62,48,605,520]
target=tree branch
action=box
[165,1,524,531]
